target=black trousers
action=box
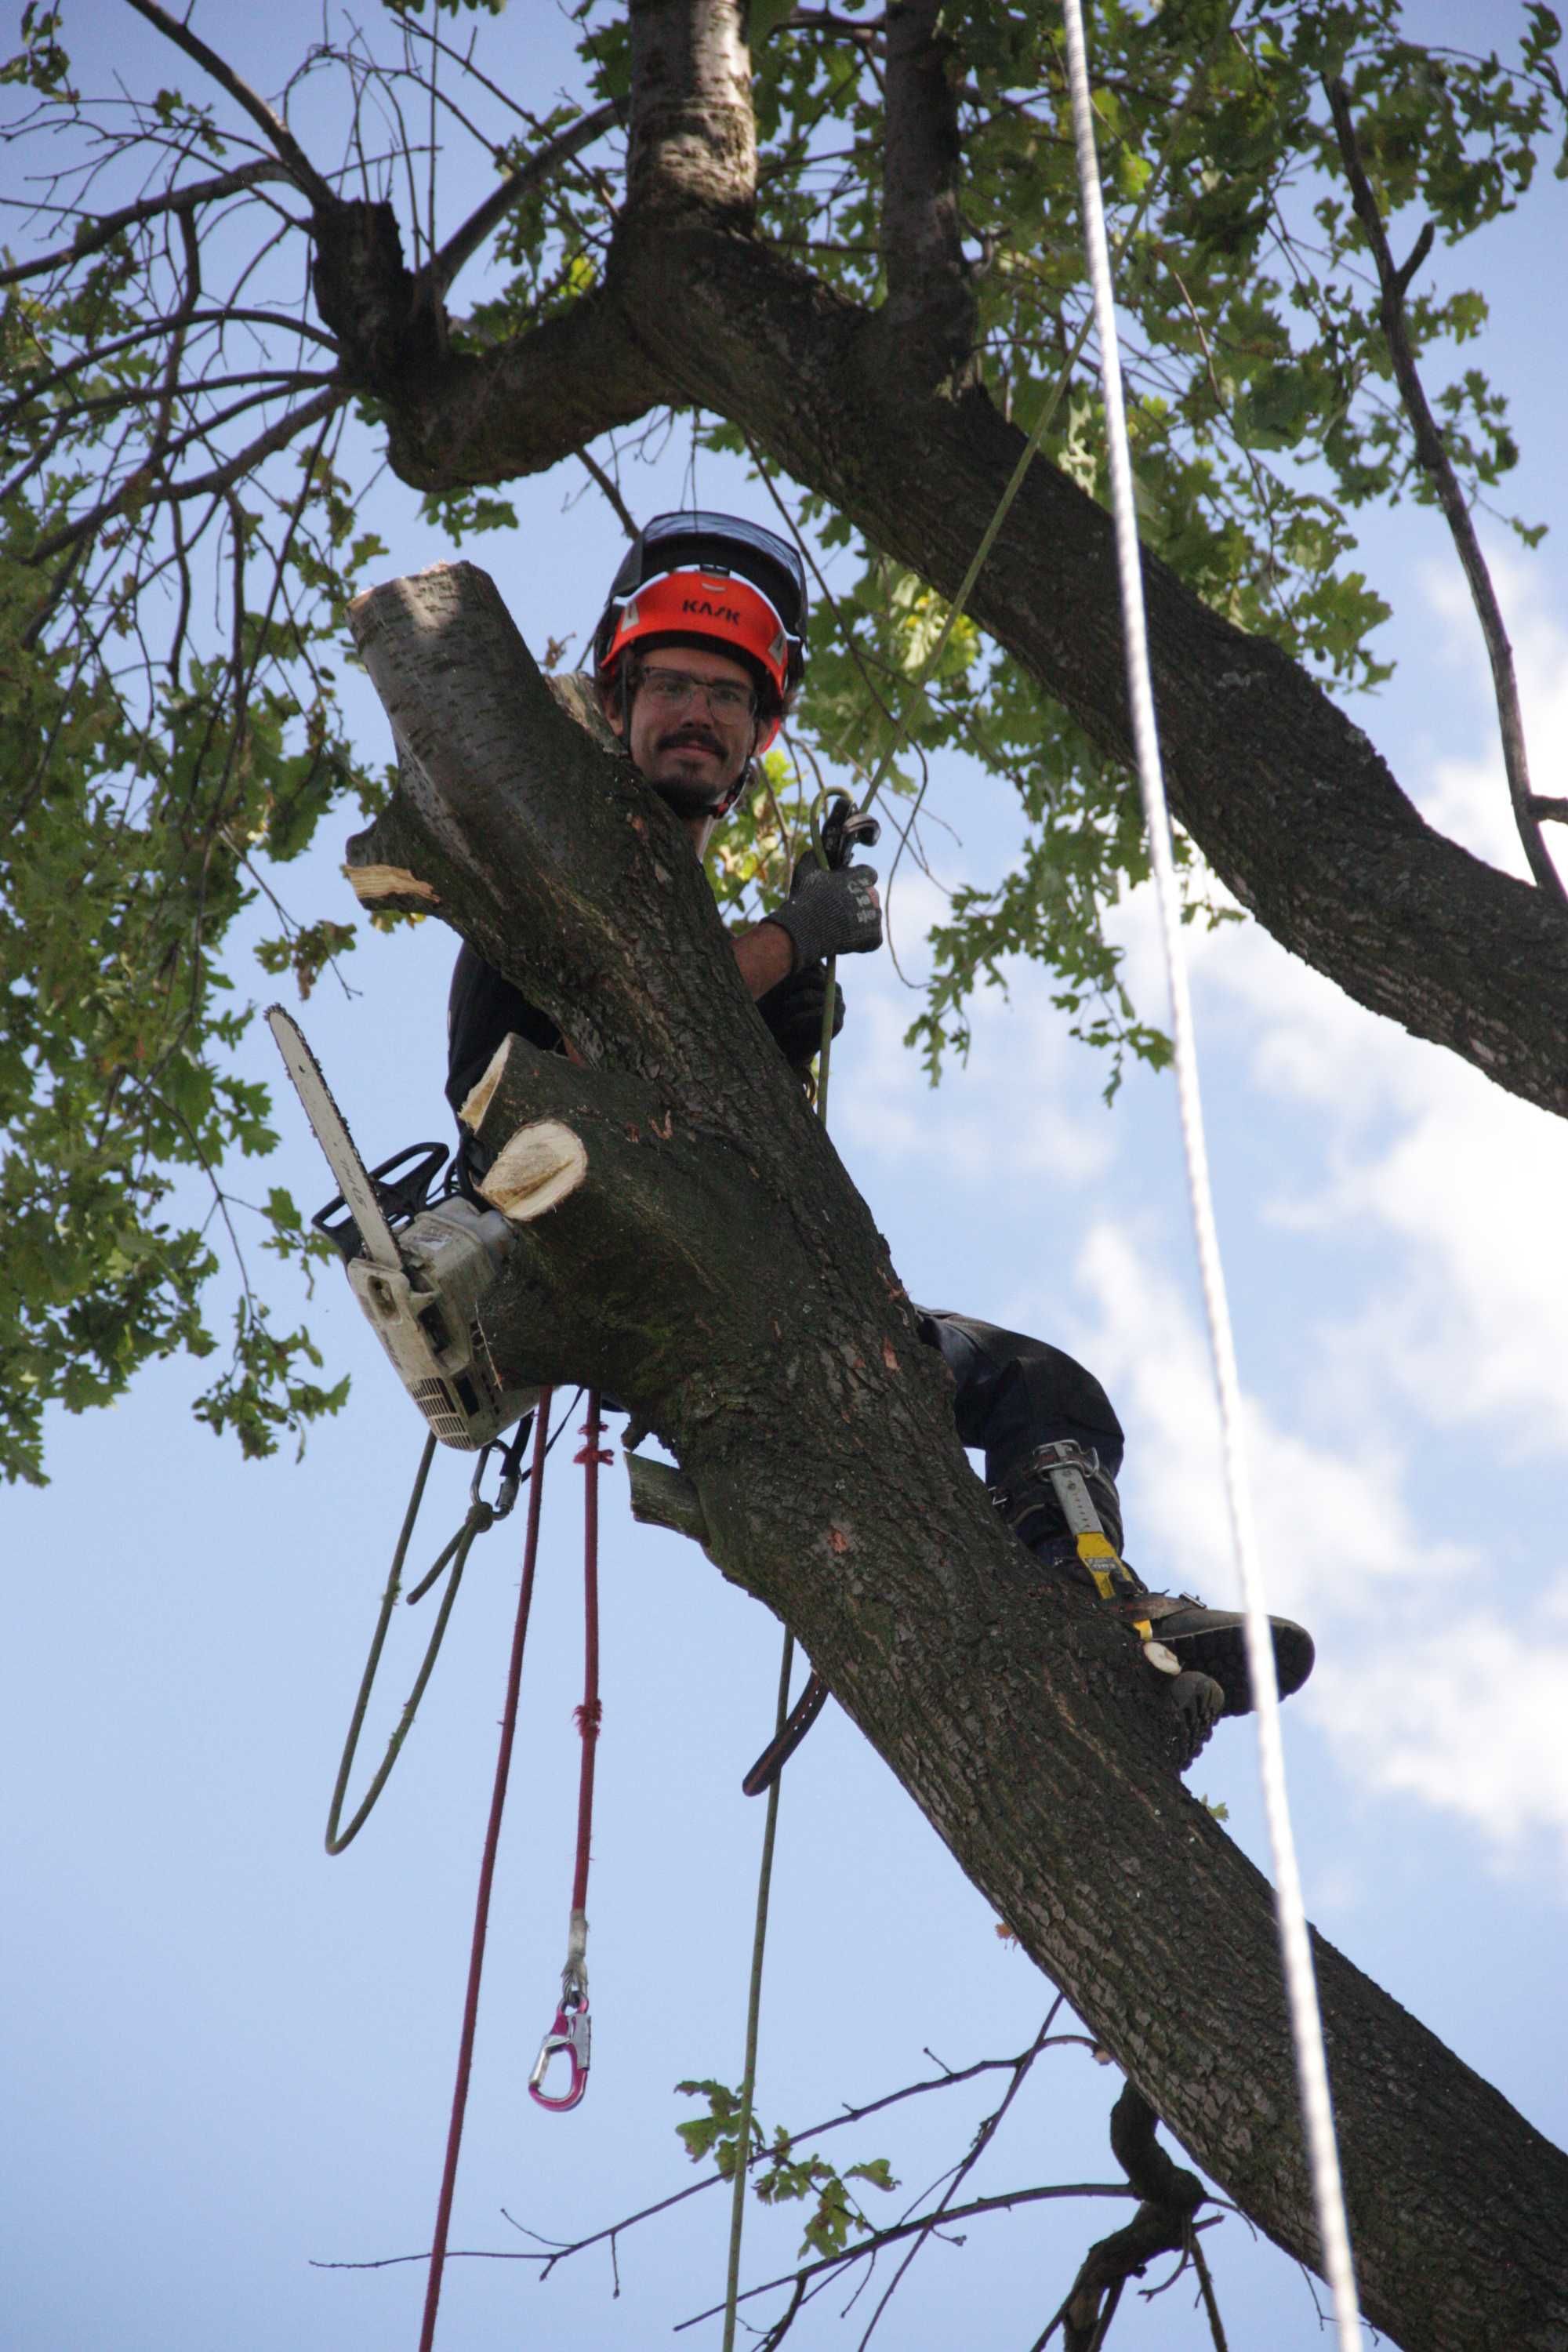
[916,1309,1123,1489]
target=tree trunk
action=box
[344,560,1568,2352]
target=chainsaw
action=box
[267,1007,539,1450]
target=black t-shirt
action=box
[445,941,563,1121]
[445,935,833,1150]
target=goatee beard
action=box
[652,772,728,818]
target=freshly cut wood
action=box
[477,1120,588,1221]
[343,861,441,907]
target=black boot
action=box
[992,1442,1314,1752]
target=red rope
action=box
[571,1392,609,1917]
[417,1399,552,2352]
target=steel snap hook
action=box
[528,1987,590,2112]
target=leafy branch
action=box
[1325,72,1565,905]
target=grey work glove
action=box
[767,858,883,969]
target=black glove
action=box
[757,964,846,1066]
[767,856,883,968]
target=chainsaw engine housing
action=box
[346,1197,539,1450]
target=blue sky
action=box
[5,6,1567,2349]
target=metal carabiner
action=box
[466,1415,532,1529]
[528,1986,591,2112]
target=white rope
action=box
[1058,6,1363,2342]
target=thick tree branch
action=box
[626,0,757,216]
[1045,2084,1209,2352]
[881,0,974,374]
[380,281,666,488]
[341,564,1568,2352]
[309,198,444,387]
[379,211,1568,1119]
[1324,77,1565,907]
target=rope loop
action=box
[324,1418,534,1856]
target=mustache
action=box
[658,724,725,756]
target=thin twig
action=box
[1325,76,1564,906]
[1189,2223,1230,2352]
[23,384,341,587]
[311,2034,1090,2278]
[0,161,292,289]
[578,444,639,539]
[676,2183,1138,2332]
[429,99,620,295]
[125,0,338,210]
[855,2002,1065,2347]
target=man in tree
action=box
[443,513,1314,1766]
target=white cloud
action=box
[1062,1221,1475,1628]
[1167,902,1568,1459]
[1319,1617,1568,1860]
[835,930,1118,1190]
[1060,1221,1568,1873]
[1097,565,1568,1458]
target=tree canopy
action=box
[6,5,1568,2346]
[3,0,1566,1483]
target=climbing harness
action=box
[528,1393,609,2113]
[1058,2,1363,2338]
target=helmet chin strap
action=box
[710,756,754,821]
[710,711,769,818]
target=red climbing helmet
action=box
[592,510,809,738]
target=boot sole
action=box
[1153,1613,1315,1718]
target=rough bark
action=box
[626,0,757,218]
[344,561,1568,2352]
[881,0,975,376]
